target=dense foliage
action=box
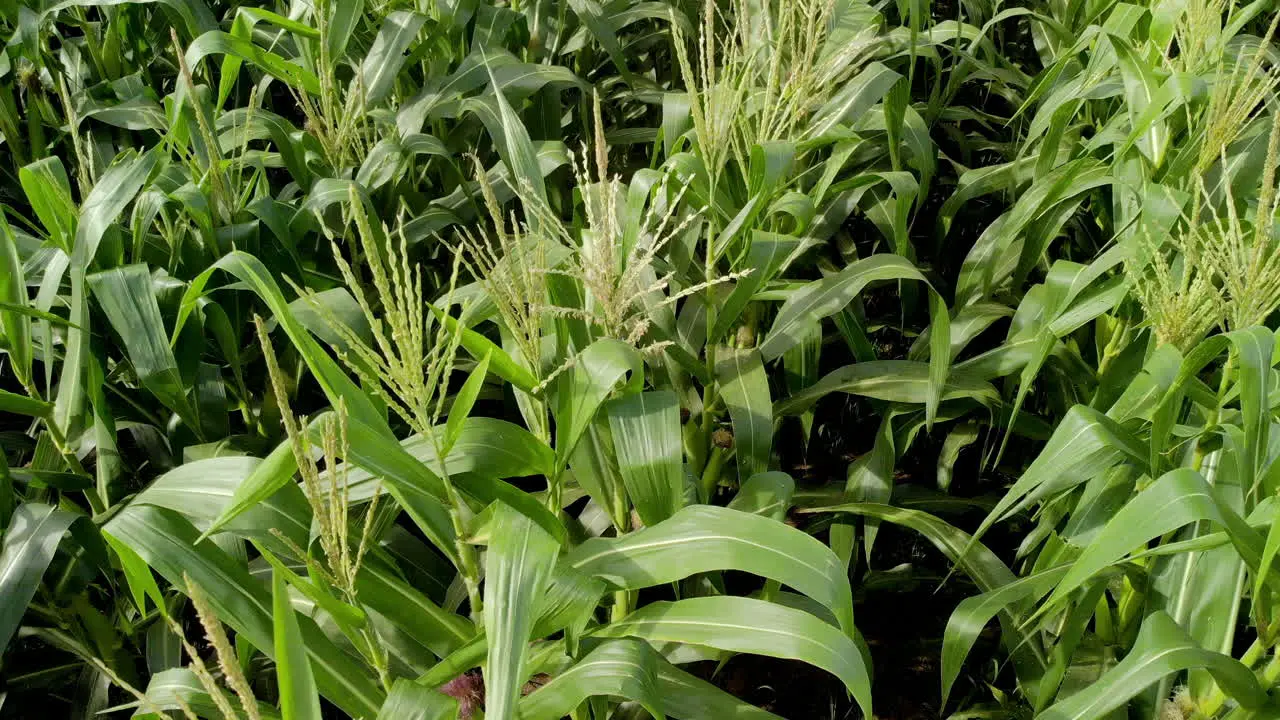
[2,0,1280,718]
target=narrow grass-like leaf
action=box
[273,568,322,720]
[465,64,547,207]
[18,157,76,250]
[88,265,191,422]
[132,455,310,552]
[176,252,461,552]
[710,231,804,343]
[759,254,929,361]
[260,548,367,632]
[483,502,560,720]
[726,471,796,520]
[356,557,474,657]
[802,503,1016,591]
[103,533,166,615]
[429,305,538,392]
[941,566,1068,707]
[0,390,53,418]
[199,439,297,542]
[964,405,1148,556]
[325,0,364,61]
[654,659,784,719]
[0,215,31,389]
[445,351,490,454]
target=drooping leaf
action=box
[592,596,872,718]
[517,639,666,720]
[568,506,856,636]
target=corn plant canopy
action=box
[1,0,1280,718]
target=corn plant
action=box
[3,0,1280,718]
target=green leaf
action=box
[361,11,427,105]
[760,254,929,361]
[444,351,491,454]
[273,568,323,720]
[554,339,642,472]
[709,231,804,344]
[41,0,217,38]
[716,347,772,482]
[1039,612,1266,719]
[177,252,460,555]
[103,533,166,616]
[218,8,320,106]
[606,391,683,526]
[376,680,459,720]
[517,640,666,720]
[104,505,385,717]
[200,439,298,542]
[965,405,1148,556]
[592,596,872,718]
[0,214,32,389]
[727,471,796,520]
[801,503,1017,591]
[260,547,367,633]
[463,68,548,210]
[114,668,278,720]
[653,659,784,719]
[325,0,364,61]
[19,157,77,251]
[808,62,903,137]
[185,31,320,95]
[430,305,538,392]
[804,502,1051,693]
[0,301,81,328]
[0,504,79,654]
[88,265,191,423]
[356,557,474,658]
[568,505,856,636]
[941,566,1068,707]
[1225,327,1273,492]
[0,389,53,418]
[775,360,998,415]
[56,149,158,440]
[131,455,311,553]
[483,502,560,720]
[759,252,953,424]
[1039,468,1267,619]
